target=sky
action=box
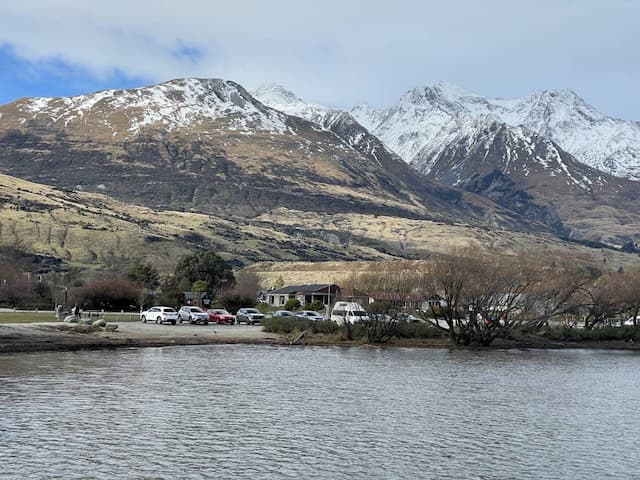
[0,0,638,120]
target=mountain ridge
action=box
[349,82,640,180]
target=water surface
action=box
[1,346,639,479]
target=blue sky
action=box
[0,0,638,120]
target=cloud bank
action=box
[0,0,638,119]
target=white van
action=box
[331,302,370,324]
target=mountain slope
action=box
[3,172,637,272]
[424,120,640,247]
[0,78,555,233]
[252,83,495,227]
[351,82,640,180]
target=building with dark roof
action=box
[266,284,340,307]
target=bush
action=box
[284,298,301,311]
[220,293,256,314]
[394,321,445,339]
[255,302,271,314]
[263,317,307,334]
[262,318,340,335]
[546,325,640,342]
[75,278,141,311]
[310,320,340,335]
[304,300,324,311]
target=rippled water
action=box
[1,346,639,479]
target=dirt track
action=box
[0,322,282,354]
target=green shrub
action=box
[310,320,339,335]
[284,298,301,311]
[255,302,272,314]
[304,300,324,311]
[547,325,640,342]
[394,321,444,339]
[262,317,307,334]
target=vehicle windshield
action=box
[189,307,204,312]
[245,309,260,314]
[351,311,368,316]
[212,309,229,314]
[162,308,176,313]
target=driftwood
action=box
[290,330,307,345]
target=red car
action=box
[207,308,235,324]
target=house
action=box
[338,287,371,306]
[266,284,341,307]
[183,291,211,308]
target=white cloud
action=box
[0,0,638,118]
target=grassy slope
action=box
[2,174,639,276]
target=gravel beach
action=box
[0,322,282,354]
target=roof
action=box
[183,291,210,300]
[268,284,339,295]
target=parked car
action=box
[207,308,235,324]
[272,310,295,318]
[295,310,325,321]
[624,317,639,326]
[178,306,209,325]
[236,308,265,325]
[140,306,178,325]
[331,302,370,324]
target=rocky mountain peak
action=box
[2,77,289,139]
[253,83,303,106]
[352,82,640,180]
[402,81,479,106]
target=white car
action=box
[140,306,178,325]
[295,310,325,321]
[178,306,209,325]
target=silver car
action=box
[178,306,209,325]
[236,308,265,325]
[295,310,325,321]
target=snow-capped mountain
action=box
[2,78,290,140]
[254,83,640,247]
[422,117,640,247]
[350,82,640,180]
[253,83,412,176]
[1,77,535,234]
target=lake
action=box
[1,345,639,479]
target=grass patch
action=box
[0,312,56,323]
[0,311,141,323]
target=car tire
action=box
[157,317,162,324]
[171,320,176,325]
[203,320,208,325]
[141,316,146,323]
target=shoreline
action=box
[1,322,639,354]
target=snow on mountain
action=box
[10,78,290,138]
[253,83,396,164]
[350,82,640,180]
[426,118,617,193]
[253,83,337,125]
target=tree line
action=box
[0,250,255,312]
[344,248,640,346]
